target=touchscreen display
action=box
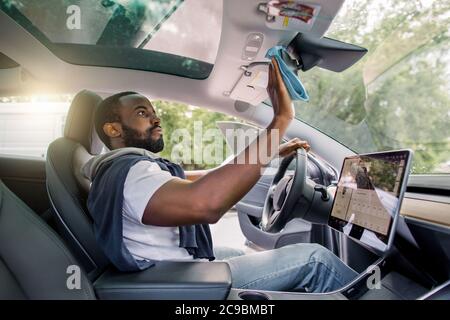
[328,150,411,251]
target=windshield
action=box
[0,0,222,78]
[294,0,450,174]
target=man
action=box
[83,59,357,293]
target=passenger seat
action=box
[0,180,95,299]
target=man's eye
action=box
[137,111,147,117]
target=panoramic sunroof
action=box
[0,0,222,79]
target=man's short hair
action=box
[94,91,138,149]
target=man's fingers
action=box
[278,138,310,158]
[296,141,310,151]
[267,57,282,88]
[271,58,283,85]
[268,60,274,89]
[289,139,310,152]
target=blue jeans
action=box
[214,243,357,293]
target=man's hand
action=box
[267,58,294,121]
[279,138,310,158]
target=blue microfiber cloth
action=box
[265,46,309,101]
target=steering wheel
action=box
[261,148,314,232]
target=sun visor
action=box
[258,0,345,38]
[229,62,270,106]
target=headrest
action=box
[64,90,104,155]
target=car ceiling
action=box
[0,0,355,169]
[0,0,302,115]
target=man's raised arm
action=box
[142,59,301,226]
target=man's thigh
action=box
[224,243,357,293]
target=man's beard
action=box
[121,124,164,153]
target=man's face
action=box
[116,94,164,153]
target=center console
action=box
[228,257,431,300]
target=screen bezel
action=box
[328,149,413,254]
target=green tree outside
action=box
[295,0,450,174]
[153,101,238,170]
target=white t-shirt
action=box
[122,160,194,261]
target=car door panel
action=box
[0,155,50,216]
[238,213,312,249]
[236,175,272,218]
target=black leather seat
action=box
[45,90,232,299]
[0,180,95,299]
[0,177,231,300]
[46,90,109,279]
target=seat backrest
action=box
[46,90,110,279]
[0,180,95,299]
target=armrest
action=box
[94,261,232,300]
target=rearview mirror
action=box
[287,34,368,72]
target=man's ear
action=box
[102,122,122,139]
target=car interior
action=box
[0,0,449,300]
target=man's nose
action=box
[152,116,161,127]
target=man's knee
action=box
[280,243,335,262]
[309,243,334,258]
[281,242,327,253]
